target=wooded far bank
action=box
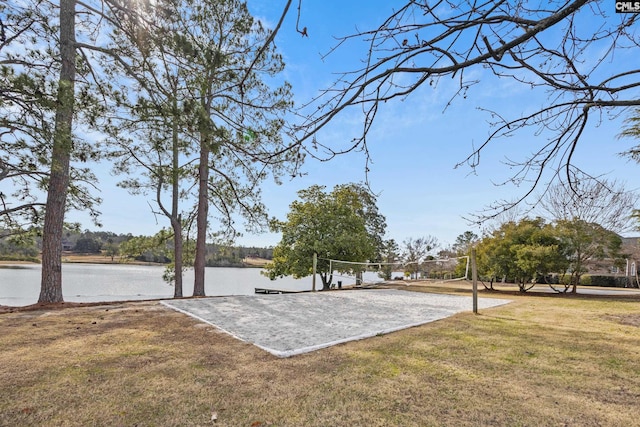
[0,229,273,267]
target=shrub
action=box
[586,275,630,288]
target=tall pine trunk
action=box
[171,217,183,298]
[171,104,183,298]
[193,104,210,297]
[39,0,76,303]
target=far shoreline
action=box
[0,254,270,268]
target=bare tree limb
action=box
[290,0,640,221]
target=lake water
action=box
[0,263,318,307]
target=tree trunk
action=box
[172,217,183,298]
[193,139,209,296]
[193,93,211,297]
[571,276,578,294]
[39,0,76,303]
[320,272,331,290]
[572,251,582,294]
[170,103,183,298]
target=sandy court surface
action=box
[162,289,510,357]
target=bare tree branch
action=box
[538,173,638,233]
[290,0,640,221]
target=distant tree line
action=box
[205,246,273,268]
[0,228,273,267]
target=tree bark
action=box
[171,106,183,298]
[193,138,209,297]
[39,0,76,303]
[171,217,183,298]
[320,273,332,291]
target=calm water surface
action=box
[0,263,314,307]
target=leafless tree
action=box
[402,235,439,279]
[538,172,637,233]
[477,204,526,236]
[289,0,640,219]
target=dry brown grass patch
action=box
[1,290,640,426]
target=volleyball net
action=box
[323,256,470,287]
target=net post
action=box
[471,247,478,314]
[312,252,317,292]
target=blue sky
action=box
[69,0,640,250]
